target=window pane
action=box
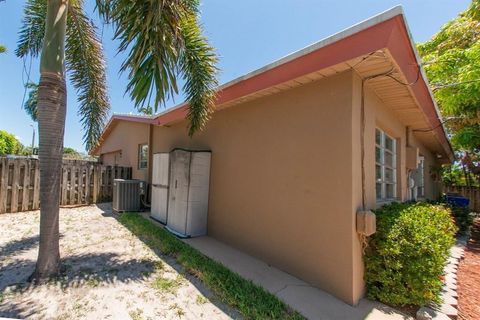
[138,144,148,169]
[376,183,382,200]
[375,147,382,164]
[385,168,394,183]
[386,184,395,198]
[418,187,424,198]
[375,129,381,145]
[385,151,394,167]
[376,165,382,181]
[385,136,394,151]
[141,145,148,158]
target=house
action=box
[91,6,454,305]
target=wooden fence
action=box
[0,157,132,214]
[444,185,480,212]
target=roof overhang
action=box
[92,6,454,162]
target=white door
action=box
[150,153,169,223]
[166,150,191,236]
[186,152,211,236]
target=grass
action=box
[196,294,208,305]
[119,213,304,320]
[128,308,144,320]
[151,275,184,294]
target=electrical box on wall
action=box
[356,210,376,236]
[406,146,419,170]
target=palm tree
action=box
[17,0,218,281]
[23,82,39,121]
[138,105,154,115]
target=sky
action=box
[0,0,472,152]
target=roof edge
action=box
[215,6,405,92]
[93,5,454,161]
[393,13,455,161]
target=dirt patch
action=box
[0,204,239,319]
[457,218,480,320]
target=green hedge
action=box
[448,204,475,234]
[365,202,457,306]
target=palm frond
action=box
[179,15,218,135]
[16,0,46,58]
[100,0,188,109]
[96,0,218,135]
[66,0,109,151]
[23,82,39,122]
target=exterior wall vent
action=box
[113,179,142,212]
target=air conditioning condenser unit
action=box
[113,179,142,212]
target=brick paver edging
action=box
[416,235,468,320]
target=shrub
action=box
[447,204,475,234]
[365,202,457,306]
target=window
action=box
[416,157,425,198]
[375,129,397,201]
[138,144,148,169]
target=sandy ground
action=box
[0,204,239,320]
[458,218,480,320]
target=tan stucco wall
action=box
[98,121,149,182]
[350,72,442,299]
[353,73,441,209]
[97,70,444,305]
[149,71,359,304]
[409,134,442,199]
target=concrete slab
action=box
[184,236,412,320]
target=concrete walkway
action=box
[183,236,411,320]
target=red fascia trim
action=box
[386,17,453,158]
[151,15,451,159]
[156,106,189,125]
[155,18,397,125]
[113,115,157,124]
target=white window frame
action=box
[138,144,148,170]
[375,128,397,202]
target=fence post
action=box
[93,164,99,203]
[0,157,131,213]
[0,158,7,214]
[85,163,91,204]
[21,160,31,211]
[10,160,21,213]
[32,161,40,210]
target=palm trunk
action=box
[33,0,68,282]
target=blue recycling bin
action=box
[445,194,470,207]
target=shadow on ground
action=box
[0,235,39,259]
[0,252,155,291]
[0,203,240,320]
[0,253,160,319]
